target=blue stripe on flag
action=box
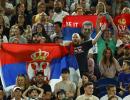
[62,27,81,40]
[2,62,27,87]
[50,55,79,79]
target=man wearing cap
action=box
[12,86,24,100]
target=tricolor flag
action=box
[62,15,98,40]
[114,14,130,36]
[0,43,79,91]
[62,15,108,40]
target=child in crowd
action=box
[23,85,43,100]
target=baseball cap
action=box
[13,86,22,92]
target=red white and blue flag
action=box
[62,15,98,40]
[0,43,79,91]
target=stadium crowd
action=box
[0,0,130,100]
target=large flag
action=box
[62,15,98,40]
[114,13,130,36]
[0,43,79,91]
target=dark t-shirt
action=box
[74,40,93,72]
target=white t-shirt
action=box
[52,11,69,23]
[76,94,99,100]
[100,94,122,100]
[123,95,130,100]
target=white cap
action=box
[13,86,22,92]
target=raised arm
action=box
[92,23,106,45]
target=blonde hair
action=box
[96,2,106,14]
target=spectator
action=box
[17,14,27,34]
[22,25,32,43]
[53,36,63,44]
[95,2,106,15]
[99,47,121,78]
[68,23,106,77]
[15,74,29,92]
[33,23,51,42]
[71,5,84,15]
[87,57,100,81]
[50,21,62,41]
[32,12,54,36]
[52,0,69,23]
[118,60,130,95]
[22,85,43,100]
[34,71,52,95]
[9,25,27,43]
[10,3,30,26]
[96,28,117,63]
[115,39,124,59]
[100,84,122,100]
[77,72,90,96]
[11,86,24,100]
[55,89,67,100]
[54,68,76,99]
[0,0,14,22]
[0,7,10,28]
[76,82,99,100]
[32,1,46,24]
[0,15,8,43]
[118,44,130,67]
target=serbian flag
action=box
[114,14,130,36]
[62,15,108,40]
[62,15,98,40]
[0,43,79,91]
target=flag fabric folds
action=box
[0,43,79,90]
[114,14,130,36]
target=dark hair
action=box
[54,22,62,28]
[53,36,63,42]
[61,68,70,74]
[83,82,93,88]
[101,47,115,66]
[28,88,40,95]
[35,23,51,42]
[57,89,66,96]
[82,72,90,79]
[106,84,116,91]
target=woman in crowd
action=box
[99,47,122,78]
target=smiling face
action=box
[84,84,94,95]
